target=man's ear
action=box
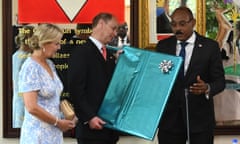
[98,19,106,28]
[192,19,196,27]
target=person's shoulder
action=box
[70,39,90,52]
[157,36,176,44]
[75,38,93,47]
[20,57,38,73]
[69,39,95,59]
[12,49,28,57]
[196,34,220,50]
[21,57,32,65]
[12,50,20,59]
[200,36,219,47]
[196,33,217,43]
[156,36,176,52]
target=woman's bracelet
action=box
[54,117,59,126]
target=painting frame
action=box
[138,0,206,49]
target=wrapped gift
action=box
[98,46,182,140]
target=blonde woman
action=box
[12,25,34,128]
[18,24,75,144]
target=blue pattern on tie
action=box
[179,42,188,78]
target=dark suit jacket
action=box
[156,32,225,133]
[67,39,119,141]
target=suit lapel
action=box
[168,37,178,55]
[170,41,177,55]
[88,39,107,63]
[184,35,203,79]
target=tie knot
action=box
[102,46,106,51]
[180,41,188,48]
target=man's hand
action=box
[89,116,106,130]
[189,75,208,95]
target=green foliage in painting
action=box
[206,0,228,39]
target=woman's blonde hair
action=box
[15,25,34,51]
[29,24,63,50]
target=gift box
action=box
[98,46,182,140]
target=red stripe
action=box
[18,0,125,23]
[157,34,172,40]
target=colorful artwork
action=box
[208,0,240,126]
[156,0,197,37]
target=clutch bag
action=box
[60,99,75,120]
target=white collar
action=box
[89,36,104,51]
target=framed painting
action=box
[205,0,240,134]
[138,0,206,49]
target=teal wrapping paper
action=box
[98,46,182,140]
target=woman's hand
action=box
[56,119,76,132]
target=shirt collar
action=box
[89,36,103,51]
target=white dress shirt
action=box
[176,32,196,75]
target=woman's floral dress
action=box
[19,57,63,144]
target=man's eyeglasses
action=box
[170,19,193,27]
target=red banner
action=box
[18,0,125,24]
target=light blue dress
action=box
[12,50,30,128]
[18,57,63,144]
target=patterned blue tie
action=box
[179,42,188,78]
